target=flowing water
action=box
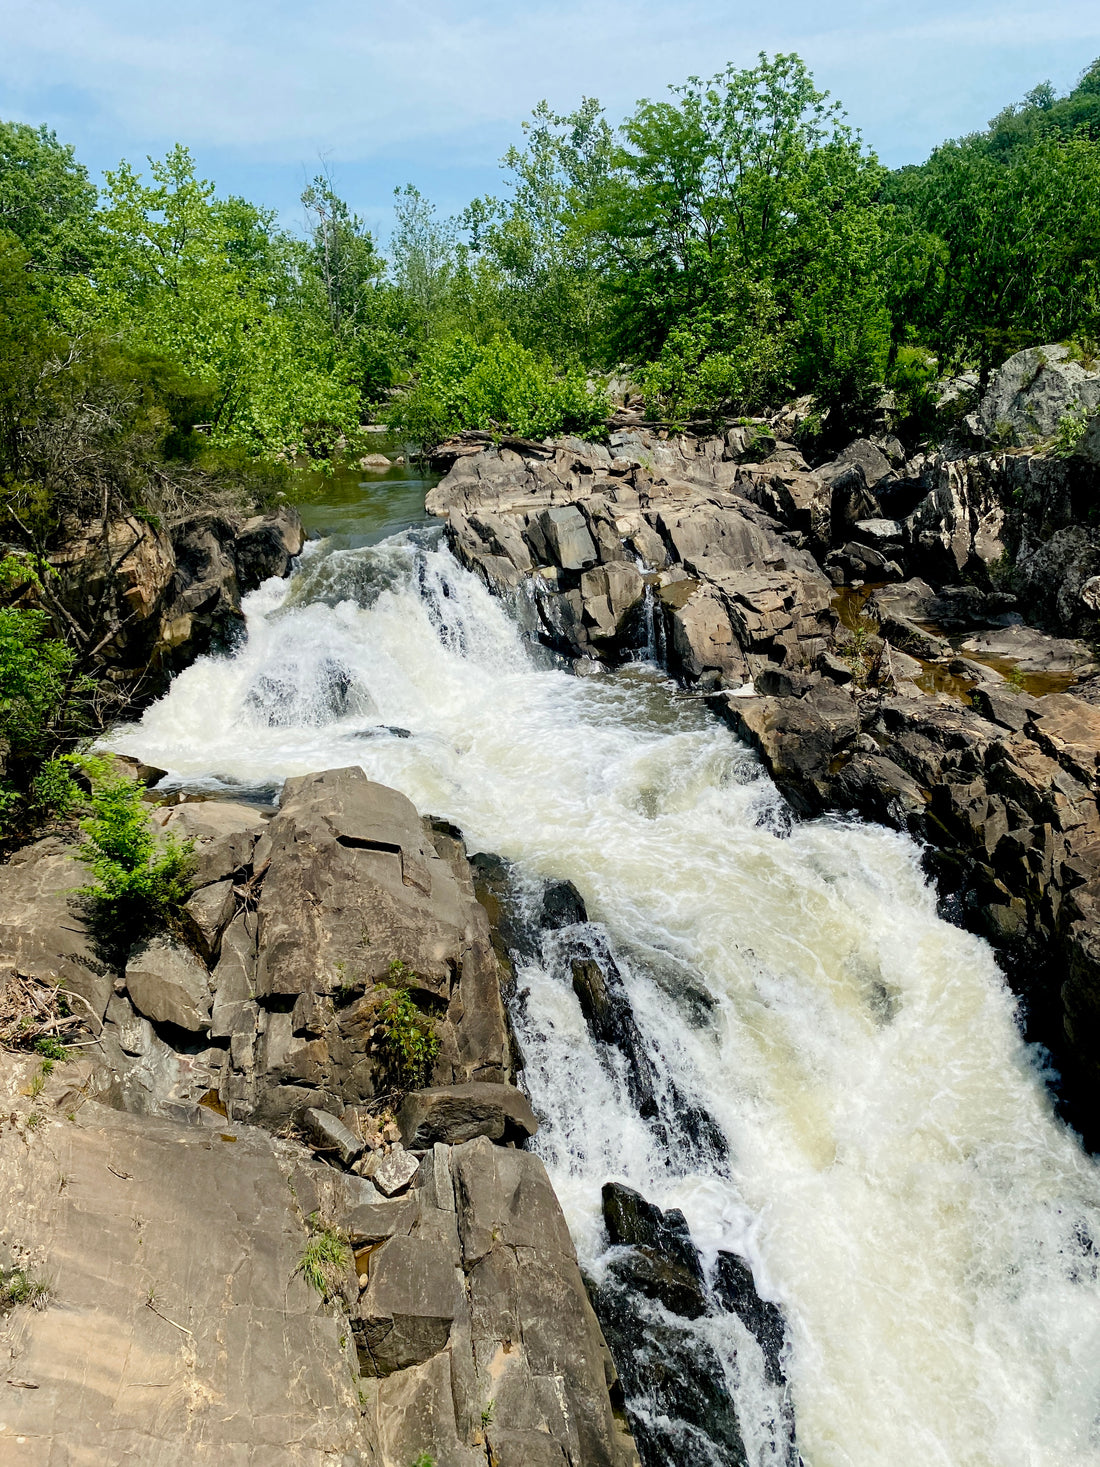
[107,492,1100,1466]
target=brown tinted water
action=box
[831,585,1078,701]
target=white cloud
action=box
[2,0,1099,176]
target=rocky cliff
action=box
[424,390,1100,1144]
[0,767,640,1466]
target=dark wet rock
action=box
[396,1081,538,1148]
[541,878,589,929]
[589,1269,748,1467]
[604,1245,708,1320]
[234,507,305,591]
[603,1184,702,1278]
[712,1252,789,1387]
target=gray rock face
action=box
[539,503,598,570]
[0,1055,368,1465]
[125,936,213,1032]
[396,1081,539,1148]
[0,837,110,1030]
[978,343,1100,444]
[303,1105,364,1166]
[1016,526,1100,637]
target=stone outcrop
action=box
[0,766,640,1465]
[0,1051,637,1467]
[426,426,1100,1145]
[41,505,303,699]
[976,343,1100,445]
[356,1135,637,1467]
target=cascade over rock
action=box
[427,427,1100,1140]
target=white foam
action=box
[109,531,1100,1466]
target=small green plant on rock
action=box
[1051,404,1095,458]
[0,1267,50,1313]
[297,1220,353,1303]
[837,617,883,688]
[376,964,440,1087]
[76,762,194,953]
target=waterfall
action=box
[108,526,1100,1466]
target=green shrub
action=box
[1051,403,1095,457]
[0,1267,50,1313]
[637,295,792,426]
[77,766,194,950]
[0,588,88,838]
[887,345,941,440]
[385,333,608,446]
[33,1036,68,1062]
[296,1221,352,1302]
[376,966,440,1087]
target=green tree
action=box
[0,120,97,279]
[391,184,456,342]
[458,99,617,362]
[888,130,1100,374]
[63,146,360,456]
[599,53,894,420]
[298,171,404,413]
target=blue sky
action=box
[3,0,1099,241]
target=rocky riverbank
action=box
[0,765,655,1464]
[425,347,1100,1145]
[12,502,305,709]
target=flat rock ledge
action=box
[0,766,639,1467]
[428,428,1100,1142]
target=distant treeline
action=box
[2,51,1099,487]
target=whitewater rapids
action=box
[108,529,1100,1466]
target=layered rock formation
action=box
[36,504,303,699]
[426,421,1100,1141]
[0,766,639,1465]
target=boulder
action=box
[181,878,237,963]
[370,1146,421,1197]
[712,1251,789,1387]
[817,460,880,540]
[580,561,646,641]
[396,1082,538,1148]
[0,837,111,1031]
[978,343,1100,444]
[958,624,1093,676]
[835,437,894,489]
[234,507,305,592]
[537,504,598,571]
[303,1105,364,1166]
[540,879,589,929]
[125,937,213,1032]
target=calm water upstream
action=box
[107,476,1100,1467]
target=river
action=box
[107,470,1100,1467]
